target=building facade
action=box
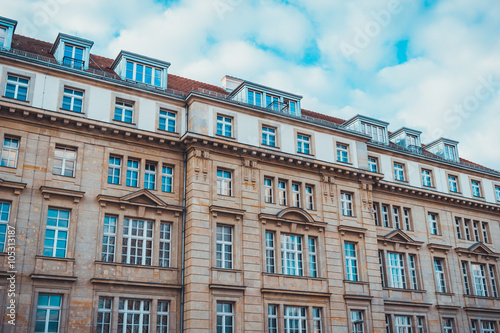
[0,16,499,333]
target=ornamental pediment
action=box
[97,189,182,212]
[377,229,423,247]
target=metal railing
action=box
[63,56,84,70]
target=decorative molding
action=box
[384,300,432,308]
[0,178,27,195]
[464,306,500,314]
[90,278,182,289]
[338,225,367,238]
[261,288,331,297]
[377,229,424,249]
[427,243,453,254]
[343,294,373,302]
[259,208,326,232]
[39,186,85,203]
[455,243,499,260]
[97,189,183,212]
[209,284,246,291]
[30,274,77,282]
[210,205,245,220]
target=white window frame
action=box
[43,208,70,258]
[292,183,301,208]
[61,87,84,112]
[114,100,134,123]
[489,265,498,298]
[159,110,176,132]
[101,215,117,262]
[471,263,488,297]
[217,169,232,196]
[144,162,157,190]
[434,258,447,293]
[448,175,459,193]
[216,225,233,269]
[248,89,262,107]
[345,242,358,282]
[387,252,406,289]
[381,204,390,227]
[118,299,151,332]
[309,237,318,278]
[216,302,234,333]
[53,146,76,177]
[455,218,463,239]
[284,306,307,333]
[393,207,401,229]
[443,318,454,333]
[428,213,439,235]
[125,60,162,86]
[361,122,386,144]
[97,296,113,333]
[444,144,457,161]
[394,315,412,333]
[126,159,139,187]
[421,169,432,187]
[122,218,153,266]
[264,178,274,204]
[368,156,378,173]
[403,208,411,231]
[281,234,303,276]
[394,162,405,181]
[495,186,500,202]
[305,185,314,210]
[278,181,287,206]
[157,301,170,333]
[0,201,10,252]
[262,126,276,147]
[161,165,173,193]
[216,115,233,137]
[336,143,349,163]
[35,294,62,333]
[63,44,84,69]
[471,180,482,197]
[313,307,322,333]
[351,310,364,333]
[297,134,310,154]
[5,74,29,101]
[159,223,171,268]
[373,203,380,226]
[265,231,276,274]
[107,156,121,185]
[1,136,19,168]
[341,192,353,216]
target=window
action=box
[443,319,454,333]
[471,180,482,197]
[265,232,276,273]
[43,208,70,258]
[381,204,390,227]
[297,134,310,154]
[434,258,447,293]
[417,316,425,333]
[305,185,314,210]
[345,242,358,281]
[489,265,499,298]
[381,251,420,290]
[264,178,273,203]
[0,27,5,48]
[159,223,171,268]
[394,315,412,333]
[387,252,406,289]
[292,183,301,208]
[262,126,276,147]
[126,60,162,86]
[308,237,318,277]
[351,310,364,333]
[216,225,233,269]
[118,299,151,332]
[482,222,490,243]
[268,305,278,333]
[53,146,76,177]
[392,206,401,229]
[421,169,432,187]
[281,234,303,276]
[61,87,83,112]
[288,101,297,116]
[455,218,463,239]
[444,144,457,161]
[278,181,287,205]
[481,321,496,333]
[248,90,262,107]
[97,297,112,333]
[336,143,349,163]
[373,203,380,226]
[403,208,412,231]
[473,221,480,242]
[114,100,134,123]
[101,215,117,262]
[0,202,10,252]
[341,192,353,216]
[464,219,472,240]
[313,308,322,333]
[126,159,139,187]
[35,294,62,333]
[107,156,121,184]
[1,136,19,168]
[448,175,459,193]
[216,115,232,137]
[266,95,279,111]
[217,169,232,196]
[428,213,439,235]
[284,306,307,333]
[157,301,170,333]
[461,261,499,297]
[368,157,378,172]
[361,122,386,143]
[159,110,176,132]
[144,162,156,190]
[495,186,500,202]
[161,166,173,193]
[63,44,84,69]
[122,218,153,265]
[5,75,29,101]
[407,134,418,147]
[216,302,234,333]
[394,162,405,181]
[471,263,488,297]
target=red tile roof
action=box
[301,109,345,125]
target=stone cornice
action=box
[209,205,246,218]
[384,300,432,308]
[427,243,453,255]
[0,177,26,195]
[338,225,367,237]
[39,186,85,203]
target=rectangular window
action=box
[495,186,500,202]
[434,258,447,293]
[351,310,364,333]
[448,175,459,193]
[216,225,233,269]
[428,213,439,235]
[309,237,318,278]
[382,204,390,227]
[471,263,488,297]
[107,156,121,185]
[216,302,233,333]
[248,90,262,107]
[161,166,173,193]
[61,87,83,112]
[122,219,153,265]
[97,297,112,333]
[373,203,380,226]
[0,27,6,48]
[471,180,482,197]
[482,321,496,333]
[101,215,116,262]
[473,221,480,242]
[35,294,62,333]
[114,100,134,123]
[159,110,176,132]
[482,222,490,243]
[284,306,307,333]
[0,202,10,252]
[408,254,418,290]
[288,101,297,116]
[53,146,76,177]
[217,169,232,196]
[125,60,162,86]
[278,181,287,206]
[394,163,405,181]
[313,308,322,333]
[393,207,401,229]
[361,122,386,143]
[262,126,276,147]
[1,136,19,168]
[292,183,301,208]
[266,95,279,111]
[268,305,278,333]
[471,320,478,333]
[387,252,406,289]
[417,316,425,333]
[489,265,498,298]
[159,223,171,268]
[118,299,150,332]
[43,209,70,258]
[345,242,358,281]
[305,185,314,210]
[265,232,276,274]
[394,316,412,333]
[126,159,139,187]
[63,44,84,69]
[421,169,432,187]
[297,134,310,154]
[368,156,378,172]
[5,75,29,101]
[264,178,273,203]
[336,143,349,163]
[144,162,156,190]
[157,301,169,333]
[281,234,303,276]
[464,219,472,240]
[403,208,411,231]
[455,218,463,239]
[216,115,232,137]
[379,251,386,287]
[461,261,471,295]
[341,192,353,216]
[445,144,457,161]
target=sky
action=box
[4,0,500,170]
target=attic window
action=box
[361,122,386,144]
[444,145,456,161]
[0,27,6,48]
[63,44,84,69]
[407,134,418,147]
[125,61,162,87]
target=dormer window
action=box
[285,100,297,116]
[0,16,17,51]
[425,138,459,162]
[361,122,386,144]
[63,44,84,69]
[125,61,162,87]
[248,90,262,107]
[0,28,6,47]
[407,134,418,147]
[444,144,456,161]
[266,95,279,111]
[111,51,170,89]
[50,33,93,71]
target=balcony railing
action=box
[63,56,84,70]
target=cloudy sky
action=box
[4,0,500,170]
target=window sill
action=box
[215,134,236,140]
[59,107,85,115]
[448,191,463,196]
[394,179,409,183]
[336,160,352,165]
[157,128,179,135]
[463,294,500,300]
[261,143,280,150]
[2,96,30,103]
[383,287,426,293]
[35,255,75,262]
[112,119,136,126]
[0,165,17,170]
[211,267,242,273]
[343,280,369,285]
[436,292,455,296]
[95,261,178,270]
[422,185,436,189]
[52,173,76,179]
[297,152,314,157]
[263,272,326,281]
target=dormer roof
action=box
[343,114,389,128]
[389,127,422,139]
[49,33,94,54]
[110,50,171,72]
[0,16,18,51]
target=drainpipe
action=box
[179,102,189,332]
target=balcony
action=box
[62,56,84,69]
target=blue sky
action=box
[3,0,500,170]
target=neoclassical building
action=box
[0,15,499,333]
